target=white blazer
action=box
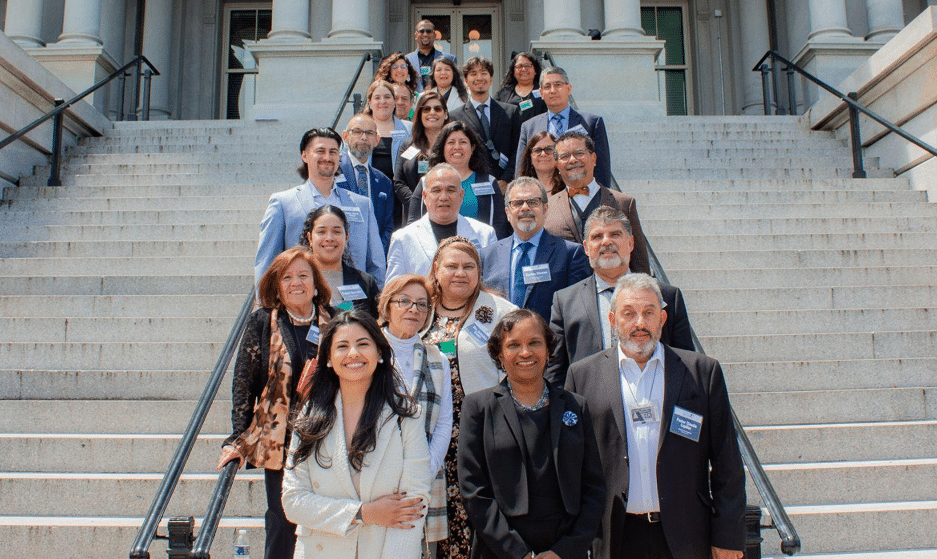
[282,394,431,559]
[385,214,497,283]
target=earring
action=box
[378,358,384,363]
[327,361,332,368]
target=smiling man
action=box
[405,19,457,91]
[480,177,590,321]
[254,127,386,287]
[385,163,496,281]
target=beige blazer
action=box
[282,393,431,559]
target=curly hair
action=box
[375,52,419,94]
[428,120,489,177]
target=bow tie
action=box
[567,183,590,197]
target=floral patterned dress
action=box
[424,314,471,559]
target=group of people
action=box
[224,20,746,559]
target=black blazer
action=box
[392,141,425,213]
[565,346,746,559]
[450,98,521,184]
[340,264,380,319]
[546,275,694,386]
[459,380,606,559]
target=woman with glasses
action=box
[376,52,419,99]
[423,57,468,113]
[494,52,546,123]
[394,92,450,219]
[518,131,563,194]
[378,274,453,550]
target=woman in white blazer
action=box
[282,311,431,559]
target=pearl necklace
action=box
[509,381,549,411]
[285,307,314,325]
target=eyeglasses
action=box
[391,63,409,70]
[417,28,434,34]
[507,197,544,209]
[392,298,430,312]
[541,81,568,91]
[421,105,445,113]
[556,149,591,162]
[514,63,534,70]
[347,128,378,138]
[531,147,553,156]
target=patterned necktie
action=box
[355,165,368,197]
[476,103,491,139]
[550,113,565,137]
[512,242,533,307]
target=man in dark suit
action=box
[481,177,591,321]
[515,67,612,186]
[338,114,394,252]
[544,130,650,274]
[405,19,457,91]
[566,274,745,559]
[449,56,521,193]
[547,205,693,387]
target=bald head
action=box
[342,114,379,160]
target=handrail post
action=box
[128,58,143,121]
[744,505,764,559]
[117,72,128,121]
[785,66,796,115]
[352,93,363,115]
[760,64,771,115]
[166,517,195,559]
[47,99,65,187]
[142,69,153,121]
[770,60,784,115]
[847,92,867,178]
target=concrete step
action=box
[642,216,937,235]
[0,256,252,276]
[731,387,936,425]
[653,231,937,251]
[659,248,937,269]
[0,208,264,225]
[0,294,244,317]
[667,266,937,289]
[619,177,909,192]
[7,184,281,200]
[702,330,937,362]
[0,400,231,433]
[2,194,270,212]
[616,167,895,179]
[683,285,937,311]
[0,223,258,242]
[692,308,937,336]
[635,189,925,204]
[0,317,238,342]
[0,239,256,258]
[640,202,936,219]
[19,172,290,187]
[0,369,229,400]
[763,550,937,559]
[0,274,250,296]
[724,359,936,393]
[0,342,224,370]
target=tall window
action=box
[641,6,690,116]
[223,6,271,119]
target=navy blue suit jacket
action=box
[338,154,394,253]
[516,108,611,187]
[480,229,591,321]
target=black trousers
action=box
[614,514,674,559]
[264,468,296,559]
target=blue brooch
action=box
[562,411,578,426]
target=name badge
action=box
[498,152,509,169]
[522,264,551,284]
[669,406,703,442]
[519,99,534,111]
[421,66,431,76]
[567,124,587,135]
[465,322,490,345]
[630,404,659,425]
[418,160,429,174]
[532,90,542,99]
[471,181,495,196]
[401,145,420,160]
[306,325,320,345]
[391,129,407,138]
[341,205,364,223]
[337,284,368,301]
[439,340,456,356]
[334,173,346,183]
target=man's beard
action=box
[617,327,659,358]
[349,144,371,161]
[591,249,623,270]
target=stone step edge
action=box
[746,419,937,430]
[763,551,937,559]
[0,515,263,527]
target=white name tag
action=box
[670,406,703,442]
[567,124,587,135]
[522,263,551,284]
[341,205,364,222]
[519,99,533,111]
[465,322,490,345]
[471,181,495,196]
[532,90,542,99]
[335,174,346,183]
[337,284,368,301]
[401,145,420,160]
[306,325,320,345]
[391,129,407,138]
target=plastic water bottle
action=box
[234,528,250,558]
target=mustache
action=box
[630,328,653,337]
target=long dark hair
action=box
[428,120,489,176]
[289,311,418,471]
[519,130,563,194]
[409,92,450,154]
[428,57,468,103]
[498,52,543,91]
[376,52,419,93]
[299,205,354,269]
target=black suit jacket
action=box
[565,346,746,559]
[459,380,606,559]
[450,98,521,184]
[546,275,693,386]
[392,145,424,214]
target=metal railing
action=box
[753,50,937,179]
[331,50,383,130]
[0,55,159,186]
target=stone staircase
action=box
[0,116,934,558]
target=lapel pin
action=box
[563,411,578,426]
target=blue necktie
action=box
[550,113,565,137]
[512,242,533,307]
[355,164,368,197]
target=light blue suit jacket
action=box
[254,180,386,287]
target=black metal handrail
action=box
[128,287,255,559]
[753,50,937,178]
[331,50,383,130]
[0,55,159,186]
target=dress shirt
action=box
[347,152,372,199]
[308,180,345,208]
[595,274,615,350]
[511,229,543,303]
[617,342,665,514]
[384,328,453,477]
[570,178,600,212]
[546,105,572,136]
[469,95,492,113]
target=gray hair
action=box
[611,273,663,311]
[504,177,548,207]
[540,66,569,88]
[584,205,633,238]
[426,162,460,182]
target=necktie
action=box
[477,103,491,139]
[550,113,565,137]
[512,242,533,307]
[355,165,368,198]
[599,285,617,349]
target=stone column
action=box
[142,0,174,118]
[57,0,103,44]
[327,0,372,39]
[739,0,771,114]
[541,0,585,38]
[3,0,46,47]
[807,0,853,40]
[865,0,904,42]
[268,0,311,41]
[603,0,646,38]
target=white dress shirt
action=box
[618,342,665,513]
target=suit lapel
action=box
[658,346,688,452]
[488,100,501,139]
[602,350,628,449]
[462,104,487,140]
[582,276,604,351]
[567,109,585,132]
[360,405,396,500]
[495,382,529,465]
[296,182,316,217]
[526,233,557,305]
[416,217,440,262]
[555,190,580,242]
